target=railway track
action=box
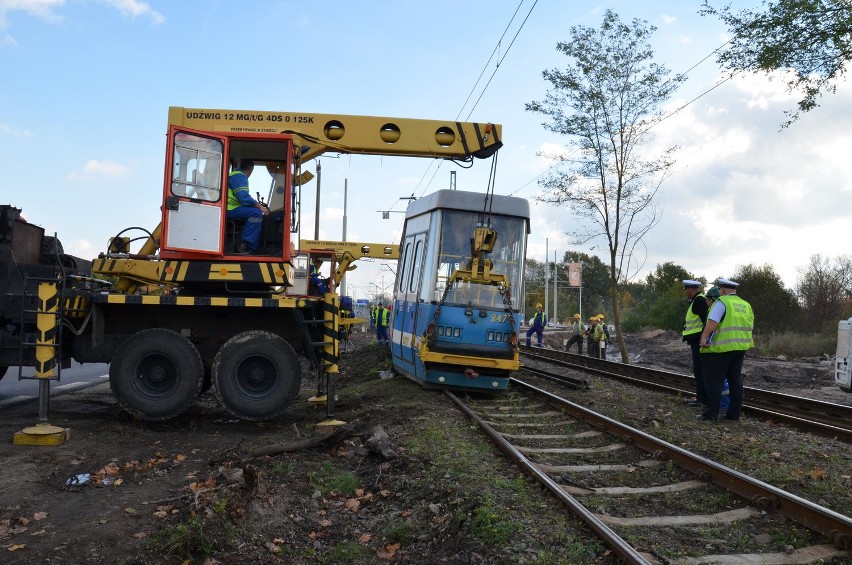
[520,345,852,442]
[448,376,852,563]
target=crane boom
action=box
[168,106,502,162]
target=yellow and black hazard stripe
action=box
[159,261,290,285]
[93,258,291,286]
[35,281,59,379]
[93,293,313,309]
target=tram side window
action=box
[171,133,223,202]
[398,239,414,294]
[408,239,423,294]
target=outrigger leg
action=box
[14,279,70,446]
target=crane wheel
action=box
[212,331,301,421]
[109,329,204,420]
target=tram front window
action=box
[433,211,526,308]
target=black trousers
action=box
[565,334,583,353]
[689,341,707,403]
[700,350,745,420]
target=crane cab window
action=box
[171,133,223,202]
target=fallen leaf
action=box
[272,538,284,544]
[379,490,391,497]
[345,499,360,512]
[153,511,168,519]
[308,531,318,540]
[29,529,46,536]
[770,452,782,459]
[354,488,365,497]
[6,544,26,552]
[651,420,660,428]
[376,542,400,559]
[124,508,137,515]
[265,541,279,553]
[114,478,124,487]
[358,533,372,544]
[32,512,47,521]
[175,454,187,462]
[810,468,827,480]
[319,519,332,527]
[17,517,29,526]
[401,509,413,517]
[132,532,147,539]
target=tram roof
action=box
[405,190,530,222]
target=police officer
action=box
[565,313,583,354]
[682,280,709,408]
[526,303,547,347]
[698,278,755,422]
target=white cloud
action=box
[0,0,64,29]
[66,238,94,258]
[0,122,32,136]
[66,159,131,181]
[101,0,164,25]
[0,0,163,30]
[660,14,676,25]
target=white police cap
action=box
[682,279,701,289]
[715,277,739,289]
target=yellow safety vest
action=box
[704,295,754,353]
[682,292,706,337]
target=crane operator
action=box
[227,159,268,254]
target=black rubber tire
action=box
[41,235,64,258]
[213,331,301,421]
[109,329,203,420]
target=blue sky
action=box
[2,0,850,305]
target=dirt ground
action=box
[0,328,849,564]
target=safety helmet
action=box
[596,313,605,320]
[572,314,580,319]
[535,303,542,308]
[706,287,721,300]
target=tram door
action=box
[395,232,426,368]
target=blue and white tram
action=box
[390,189,530,391]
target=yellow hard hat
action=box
[596,313,605,320]
[572,313,580,319]
[535,303,542,308]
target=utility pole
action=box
[553,250,558,325]
[314,160,322,240]
[341,178,347,297]
[544,238,549,321]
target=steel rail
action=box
[443,390,651,564]
[521,347,852,442]
[508,376,852,549]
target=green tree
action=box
[623,262,699,331]
[524,258,547,317]
[701,0,852,127]
[560,252,611,320]
[731,264,801,333]
[526,10,685,362]
[796,254,852,332]
[645,262,695,295]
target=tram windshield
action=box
[429,211,527,309]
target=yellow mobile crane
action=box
[34,106,502,425]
